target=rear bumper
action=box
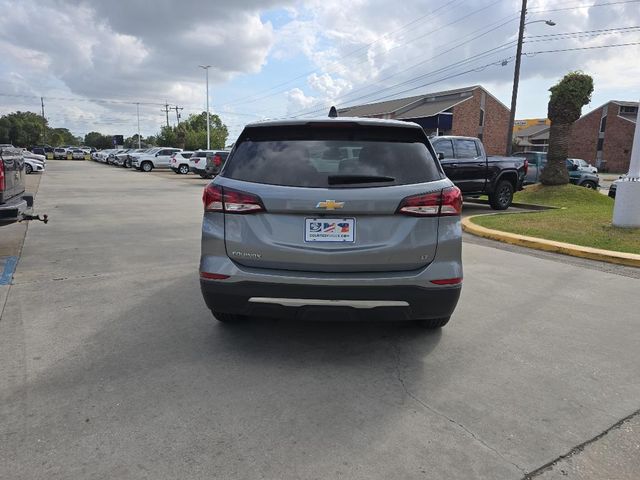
[200,279,461,321]
[0,194,31,226]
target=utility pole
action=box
[136,102,141,148]
[505,0,527,156]
[173,105,183,125]
[40,97,46,144]
[161,101,170,127]
[199,65,212,149]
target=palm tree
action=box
[540,72,594,185]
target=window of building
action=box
[479,108,485,127]
[619,105,638,115]
[597,138,604,151]
[599,116,607,133]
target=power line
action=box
[523,41,640,55]
[528,0,640,14]
[220,0,464,106]
[524,26,640,42]
[526,25,640,38]
[224,0,507,108]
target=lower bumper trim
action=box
[248,297,409,309]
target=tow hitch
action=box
[19,213,48,224]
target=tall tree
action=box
[540,72,594,185]
[0,111,47,147]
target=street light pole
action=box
[505,0,527,156]
[136,102,141,149]
[505,1,556,156]
[199,65,212,149]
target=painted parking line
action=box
[0,256,18,285]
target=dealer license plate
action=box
[305,218,355,242]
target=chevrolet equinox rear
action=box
[199,118,463,328]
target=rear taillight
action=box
[213,154,222,167]
[0,159,4,191]
[523,159,529,176]
[397,186,462,217]
[203,184,264,214]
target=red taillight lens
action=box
[431,277,462,285]
[203,184,223,212]
[223,188,264,213]
[397,186,462,217]
[202,184,264,214]
[213,154,222,167]
[523,158,529,176]
[0,159,5,191]
[200,272,230,280]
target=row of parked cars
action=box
[92,147,230,177]
[30,145,96,159]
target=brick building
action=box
[568,100,638,173]
[337,85,510,155]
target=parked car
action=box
[0,146,34,226]
[53,148,67,159]
[430,136,526,210]
[608,175,627,198]
[170,151,195,174]
[71,149,86,160]
[24,157,45,174]
[189,150,229,178]
[31,146,54,157]
[124,148,148,168]
[113,149,134,167]
[568,158,598,174]
[515,152,600,189]
[199,117,463,328]
[132,147,182,172]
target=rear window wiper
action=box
[327,175,395,185]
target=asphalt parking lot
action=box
[1,161,639,479]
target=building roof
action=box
[514,124,549,138]
[337,85,504,119]
[612,100,639,108]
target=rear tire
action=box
[581,180,597,190]
[489,180,514,210]
[141,161,153,172]
[179,164,189,174]
[417,317,450,329]
[212,311,247,323]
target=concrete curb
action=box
[462,215,640,268]
[464,199,558,211]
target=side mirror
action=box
[155,152,160,157]
[437,152,445,161]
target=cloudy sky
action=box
[1,0,639,142]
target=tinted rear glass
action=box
[223,125,442,188]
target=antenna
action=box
[328,106,338,118]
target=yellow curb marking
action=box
[462,215,640,268]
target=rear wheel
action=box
[212,311,247,323]
[581,180,597,190]
[25,163,33,174]
[179,164,189,174]
[417,317,450,329]
[141,161,153,172]
[489,180,514,210]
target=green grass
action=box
[472,184,640,254]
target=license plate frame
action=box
[304,218,356,243]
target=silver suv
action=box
[199,117,463,328]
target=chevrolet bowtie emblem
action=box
[316,200,344,210]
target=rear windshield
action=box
[193,151,211,158]
[222,125,442,188]
[180,152,193,158]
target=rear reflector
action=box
[200,272,230,280]
[203,184,265,214]
[397,186,462,217]
[430,277,462,285]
